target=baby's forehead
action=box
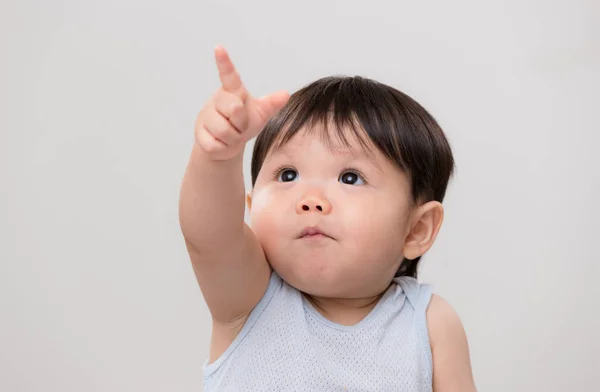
[263,129,387,173]
[271,126,377,158]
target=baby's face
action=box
[249,128,414,298]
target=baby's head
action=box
[247,76,454,299]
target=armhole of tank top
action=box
[415,283,434,376]
[203,269,282,380]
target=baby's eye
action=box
[339,171,365,185]
[277,168,298,182]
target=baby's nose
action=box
[296,196,332,214]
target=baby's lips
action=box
[297,225,335,239]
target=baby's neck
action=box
[304,292,386,326]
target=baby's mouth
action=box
[297,226,334,240]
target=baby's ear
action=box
[402,201,444,260]
[246,192,253,211]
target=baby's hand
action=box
[194,46,290,161]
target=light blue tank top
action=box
[204,271,434,391]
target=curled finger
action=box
[204,111,243,146]
[196,125,227,154]
[213,91,249,132]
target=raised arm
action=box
[179,47,289,326]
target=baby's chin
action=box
[268,255,357,298]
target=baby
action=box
[179,46,476,391]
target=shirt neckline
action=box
[300,283,396,332]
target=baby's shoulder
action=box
[426,295,476,390]
[426,294,463,333]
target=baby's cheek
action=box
[250,193,284,246]
[345,204,405,246]
[249,189,277,226]
[342,201,389,233]
[249,189,270,218]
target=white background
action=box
[1,0,599,390]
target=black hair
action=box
[251,76,455,278]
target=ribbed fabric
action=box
[204,271,434,391]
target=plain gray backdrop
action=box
[1,0,599,391]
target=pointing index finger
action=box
[214,46,247,101]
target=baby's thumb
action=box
[256,90,290,123]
